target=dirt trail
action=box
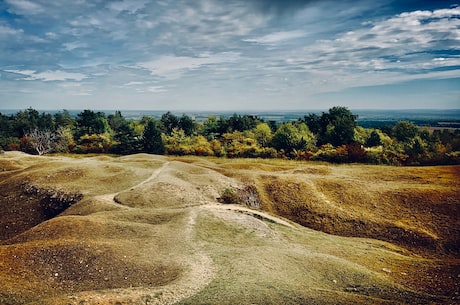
[77,159,296,304]
[92,161,170,207]
[203,203,295,228]
[60,160,219,305]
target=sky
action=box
[0,0,459,111]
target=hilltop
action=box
[0,152,459,305]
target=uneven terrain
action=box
[0,152,459,305]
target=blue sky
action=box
[0,0,459,110]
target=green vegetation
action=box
[1,106,459,165]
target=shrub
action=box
[311,143,367,163]
[291,149,314,161]
[75,134,112,154]
[19,136,36,154]
[210,139,225,157]
[0,137,20,151]
[219,187,239,204]
[345,143,367,163]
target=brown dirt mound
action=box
[224,163,460,258]
[0,241,180,303]
[260,176,459,255]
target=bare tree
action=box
[26,128,56,155]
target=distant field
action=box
[0,152,459,304]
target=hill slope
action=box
[0,152,458,305]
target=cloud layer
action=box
[0,0,459,110]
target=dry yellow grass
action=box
[0,152,458,304]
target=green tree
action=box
[142,120,164,154]
[38,113,54,131]
[227,114,259,132]
[366,130,382,147]
[160,111,179,135]
[178,114,195,136]
[253,122,273,147]
[111,122,140,155]
[353,126,370,145]
[392,121,418,143]
[409,136,427,156]
[0,113,14,149]
[323,106,358,146]
[304,107,357,146]
[107,111,126,133]
[54,110,76,129]
[272,122,315,154]
[303,113,322,134]
[13,108,40,137]
[54,126,76,153]
[76,110,110,136]
[202,115,220,140]
[217,116,230,134]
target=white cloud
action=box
[5,69,87,81]
[71,92,92,96]
[107,0,147,14]
[45,32,58,39]
[5,0,44,15]
[63,41,88,51]
[123,81,144,86]
[0,25,24,36]
[280,7,460,88]
[153,0,267,46]
[1,1,459,109]
[145,86,167,93]
[69,16,103,28]
[137,52,241,79]
[243,30,307,44]
[6,69,36,76]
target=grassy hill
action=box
[0,152,458,305]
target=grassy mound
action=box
[0,152,458,304]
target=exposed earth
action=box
[0,151,459,304]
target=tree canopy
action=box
[1,107,459,165]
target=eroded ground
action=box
[0,152,458,304]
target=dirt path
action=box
[92,161,170,207]
[60,160,218,305]
[203,203,295,228]
[83,159,298,304]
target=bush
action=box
[75,134,112,154]
[346,143,367,163]
[164,132,215,156]
[210,139,225,157]
[19,136,36,154]
[291,149,314,161]
[219,187,239,204]
[0,137,19,151]
[312,143,367,163]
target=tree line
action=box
[0,106,459,165]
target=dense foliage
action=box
[1,107,459,165]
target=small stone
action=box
[382,268,391,273]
